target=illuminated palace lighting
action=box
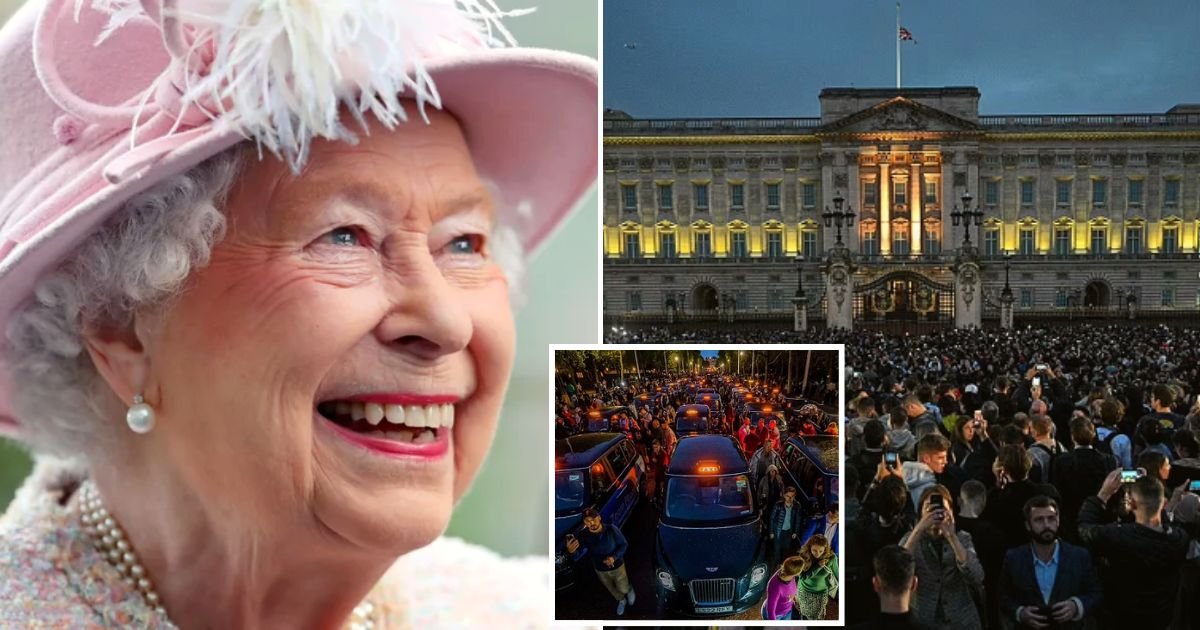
[603,87,1200,325]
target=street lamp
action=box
[950,191,984,246]
[822,190,856,245]
[794,254,806,299]
[1001,253,1013,301]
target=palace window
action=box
[894,181,908,205]
[802,183,817,208]
[1127,179,1143,205]
[1092,179,1107,205]
[730,230,748,257]
[730,184,745,210]
[984,180,999,205]
[802,230,819,258]
[1165,179,1181,206]
[983,228,999,257]
[768,290,785,311]
[659,231,677,258]
[1019,228,1035,256]
[924,181,938,204]
[892,227,910,255]
[657,183,674,211]
[1021,179,1035,206]
[1056,180,1071,206]
[1125,226,1143,255]
[622,184,638,212]
[1162,288,1176,307]
[766,183,781,210]
[1020,289,1034,308]
[1054,227,1071,255]
[735,290,749,310]
[693,183,709,211]
[863,182,878,206]
[1162,226,1179,254]
[1055,290,1069,308]
[766,230,784,257]
[861,225,879,256]
[623,231,641,258]
[694,230,712,258]
[922,223,941,255]
[1091,227,1107,254]
[627,291,641,312]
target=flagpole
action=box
[896,2,901,88]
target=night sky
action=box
[604,0,1200,118]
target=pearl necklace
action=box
[77,480,378,629]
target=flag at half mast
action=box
[899,26,916,43]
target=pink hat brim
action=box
[0,48,597,437]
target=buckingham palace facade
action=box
[602,87,1200,328]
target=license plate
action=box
[696,606,733,614]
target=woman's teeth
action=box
[319,400,456,443]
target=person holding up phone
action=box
[899,486,985,630]
[1078,472,1190,630]
[564,508,635,616]
[997,495,1102,629]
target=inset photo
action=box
[551,345,844,624]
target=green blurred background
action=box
[0,0,597,558]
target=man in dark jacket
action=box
[1050,417,1119,542]
[566,507,635,616]
[851,419,890,499]
[998,495,1102,629]
[768,485,806,568]
[849,545,922,630]
[984,444,1062,550]
[846,475,914,625]
[1079,472,1191,630]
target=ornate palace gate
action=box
[853,271,955,331]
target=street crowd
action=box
[601,324,1200,629]
[555,366,841,620]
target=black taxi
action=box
[674,404,711,436]
[555,432,645,590]
[654,435,767,616]
[780,433,840,514]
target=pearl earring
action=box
[126,394,155,434]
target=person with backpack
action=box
[1095,398,1134,468]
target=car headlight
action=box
[749,563,768,587]
[657,570,676,591]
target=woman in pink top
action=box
[762,555,804,620]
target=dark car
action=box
[779,434,840,515]
[675,404,712,436]
[554,432,646,590]
[655,435,767,616]
[585,406,634,432]
[742,402,784,429]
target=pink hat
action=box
[0,0,596,434]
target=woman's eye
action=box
[447,234,483,255]
[321,227,362,247]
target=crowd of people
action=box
[838,324,1200,629]
[555,365,841,619]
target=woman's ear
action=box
[82,319,151,406]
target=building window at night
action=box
[622,184,637,213]
[693,183,709,211]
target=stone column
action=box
[953,247,983,329]
[879,163,891,255]
[1000,289,1014,330]
[823,245,855,330]
[910,161,922,255]
[792,297,808,332]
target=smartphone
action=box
[1032,376,1041,389]
[884,451,899,469]
[1036,364,1048,372]
[1120,469,1142,483]
[929,494,944,511]
[1188,480,1200,493]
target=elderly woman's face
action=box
[139,110,514,553]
